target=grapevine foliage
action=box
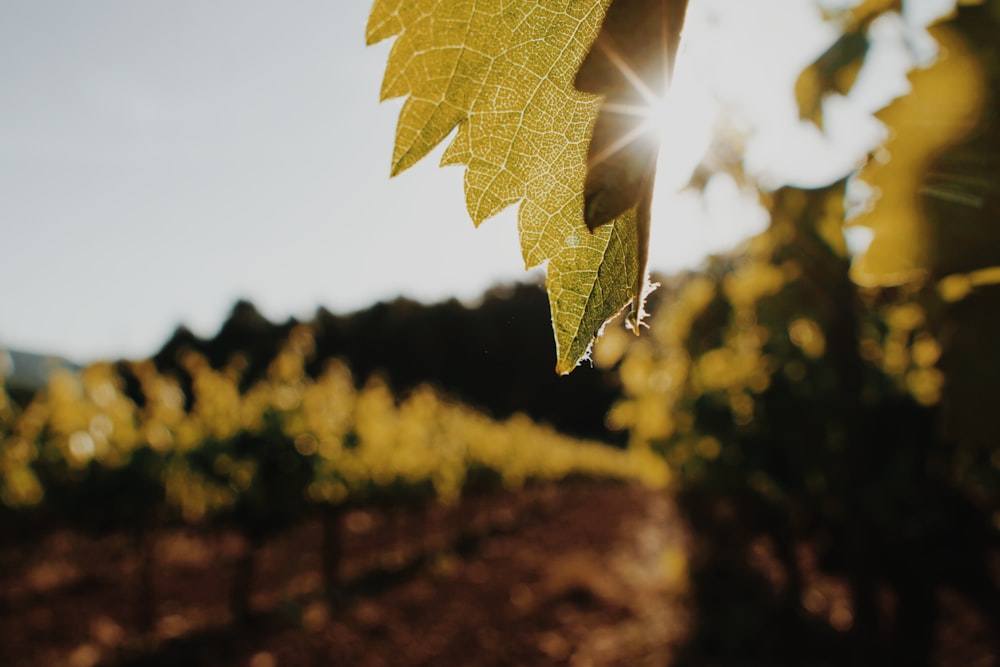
[587,1,1000,656]
[831,2,1000,447]
[367,0,689,372]
[0,325,667,519]
[589,0,1000,486]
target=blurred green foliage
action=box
[594,1,1000,662]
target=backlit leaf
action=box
[848,25,987,286]
[574,0,688,230]
[795,29,870,129]
[367,0,684,372]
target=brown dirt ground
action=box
[0,480,996,667]
[0,482,689,667]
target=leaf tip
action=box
[554,359,577,376]
[555,346,593,376]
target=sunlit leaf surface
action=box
[367,0,669,372]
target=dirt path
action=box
[4,479,999,666]
[0,481,691,667]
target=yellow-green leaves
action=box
[795,29,869,129]
[849,25,986,287]
[367,0,649,373]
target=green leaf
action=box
[795,29,869,129]
[795,0,903,129]
[849,24,988,286]
[366,0,685,372]
[546,214,639,373]
[575,0,688,230]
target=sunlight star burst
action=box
[575,0,691,332]
[575,0,690,232]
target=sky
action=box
[0,0,949,362]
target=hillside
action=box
[151,283,624,443]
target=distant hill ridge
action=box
[151,283,625,443]
[0,348,80,404]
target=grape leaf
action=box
[366,0,684,373]
[575,0,688,334]
[849,24,987,286]
[923,3,1000,449]
[854,2,1000,448]
[795,29,869,129]
[575,0,688,230]
[795,0,903,129]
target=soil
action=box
[0,480,996,667]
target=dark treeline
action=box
[148,283,625,444]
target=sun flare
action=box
[583,0,763,275]
[589,11,717,200]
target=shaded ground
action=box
[1,481,996,667]
[0,482,688,667]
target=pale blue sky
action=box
[0,0,946,361]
